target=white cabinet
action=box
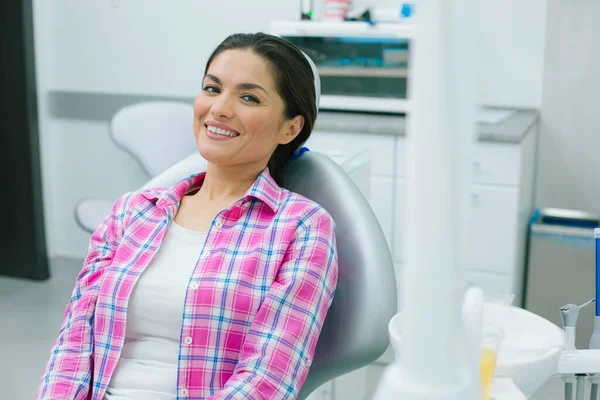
[304,130,396,176]
[391,121,538,302]
[472,143,521,186]
[468,185,519,274]
[465,123,538,304]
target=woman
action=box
[37,33,338,400]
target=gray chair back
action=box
[283,151,397,399]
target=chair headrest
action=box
[301,51,321,110]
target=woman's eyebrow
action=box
[205,73,269,97]
[237,82,269,96]
[205,73,222,85]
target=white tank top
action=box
[104,221,207,400]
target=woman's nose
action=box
[211,95,234,120]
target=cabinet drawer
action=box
[306,130,395,177]
[472,142,520,186]
[469,185,519,274]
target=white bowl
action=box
[388,304,565,397]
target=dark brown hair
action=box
[204,32,317,186]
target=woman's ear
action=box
[279,115,305,145]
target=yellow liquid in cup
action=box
[480,347,498,400]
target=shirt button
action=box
[190,282,199,290]
[184,336,193,345]
[201,249,211,258]
[215,219,223,228]
[179,388,188,397]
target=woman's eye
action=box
[203,85,219,93]
[241,95,260,104]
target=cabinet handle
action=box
[472,161,481,171]
[470,192,480,204]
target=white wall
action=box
[32,0,299,258]
[41,0,298,96]
[475,0,547,108]
[537,1,600,214]
[32,0,548,258]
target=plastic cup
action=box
[480,323,504,400]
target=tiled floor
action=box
[0,257,82,400]
[0,257,573,399]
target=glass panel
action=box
[283,35,409,99]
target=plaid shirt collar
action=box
[142,167,283,213]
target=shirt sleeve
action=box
[207,210,338,400]
[36,195,126,400]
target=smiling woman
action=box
[194,33,317,187]
[38,32,337,400]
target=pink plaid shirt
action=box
[37,168,338,400]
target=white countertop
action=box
[314,108,539,144]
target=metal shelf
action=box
[269,20,415,39]
[318,67,408,78]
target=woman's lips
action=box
[204,123,240,141]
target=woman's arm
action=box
[36,195,127,400]
[208,209,338,400]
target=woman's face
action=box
[193,49,303,170]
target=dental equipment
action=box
[561,298,595,400]
[588,228,600,400]
[557,228,600,400]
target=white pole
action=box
[374,0,479,398]
[402,0,466,385]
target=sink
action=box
[483,303,565,397]
[388,303,566,397]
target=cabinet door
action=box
[306,381,333,400]
[333,367,369,400]
[368,176,395,252]
[305,130,395,177]
[469,185,519,274]
[364,364,388,400]
[472,143,520,186]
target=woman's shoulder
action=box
[106,186,172,223]
[278,188,335,227]
[112,186,168,209]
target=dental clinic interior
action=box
[3,0,600,399]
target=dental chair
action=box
[75,101,197,233]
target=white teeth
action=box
[207,125,238,137]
